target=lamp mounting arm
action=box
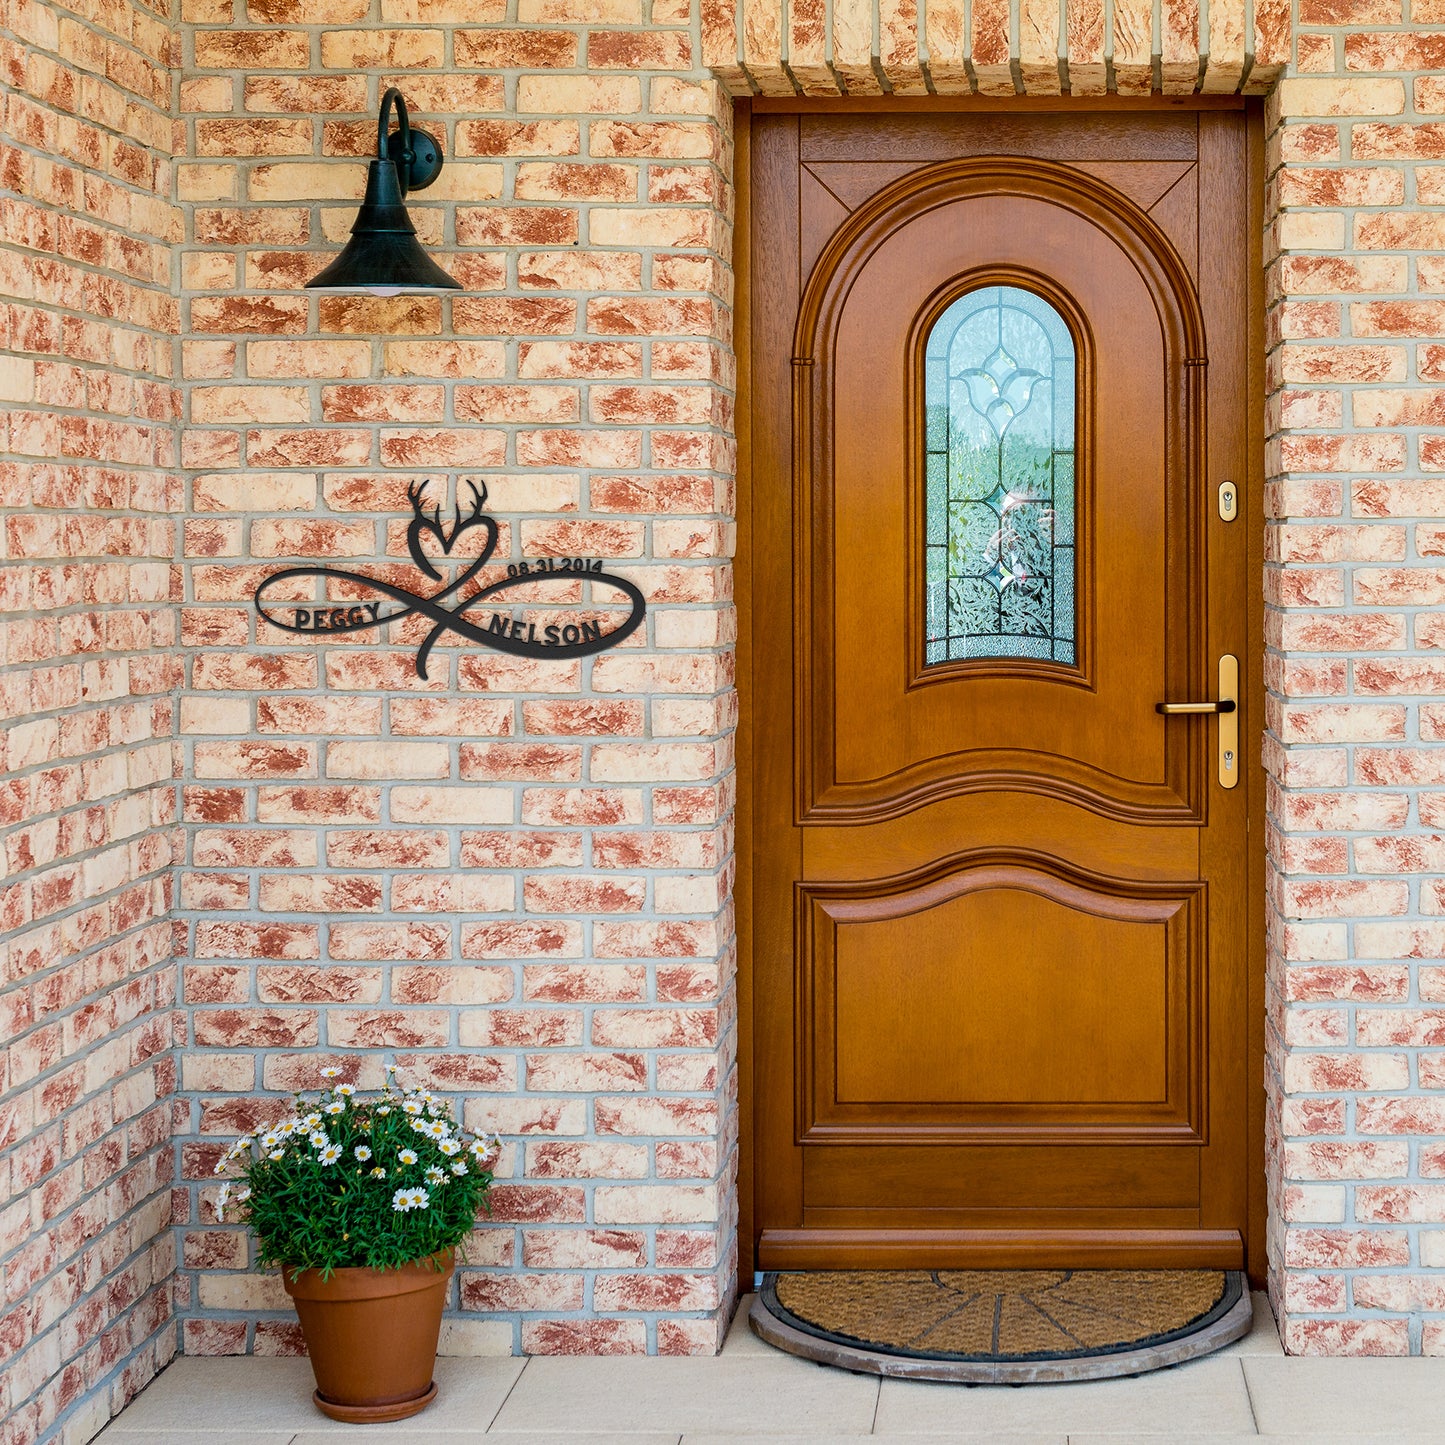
[377,86,443,197]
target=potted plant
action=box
[214,1066,500,1423]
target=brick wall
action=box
[1264,8,1445,1357]
[172,0,739,1360]
[18,0,1445,1435]
[0,0,183,1440]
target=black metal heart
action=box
[405,479,497,582]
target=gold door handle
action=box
[1155,700,1236,714]
[1155,655,1239,789]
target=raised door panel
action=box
[798,860,1203,1146]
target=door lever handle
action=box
[1155,655,1240,789]
[1155,699,1236,714]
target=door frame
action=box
[733,96,1268,1286]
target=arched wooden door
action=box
[746,107,1262,1272]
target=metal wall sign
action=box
[253,481,646,679]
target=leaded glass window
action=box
[924,285,1077,666]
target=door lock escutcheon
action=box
[1218,480,1238,522]
[1156,655,1240,789]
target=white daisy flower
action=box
[354,1145,372,1162]
[376,1105,392,1116]
[324,1100,345,1116]
[235,1187,250,1203]
[259,1132,280,1150]
[278,1120,298,1135]
[398,1148,418,1166]
[302,1113,322,1130]
[438,1138,461,1156]
[268,1149,284,1161]
[409,1118,429,1134]
[450,1161,468,1176]
[335,1083,356,1096]
[386,1063,399,1074]
[319,1144,342,1165]
[321,1067,341,1079]
[212,1159,227,1177]
[469,1136,501,1169]
[370,1166,387,1179]
[425,1166,445,1185]
[392,1187,429,1212]
[402,1100,424,1115]
[309,1131,329,1149]
[424,1121,448,1140]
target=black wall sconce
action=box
[306,87,460,296]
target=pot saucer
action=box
[312,1380,437,1423]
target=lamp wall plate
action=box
[386,125,442,193]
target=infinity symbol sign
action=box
[252,481,647,680]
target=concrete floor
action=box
[97,1293,1445,1442]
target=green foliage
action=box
[213,1068,500,1277]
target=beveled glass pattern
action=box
[924,285,1077,666]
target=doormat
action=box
[750,1269,1251,1383]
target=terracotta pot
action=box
[282,1250,453,1423]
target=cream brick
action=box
[326,742,450,780]
[180,697,251,734]
[390,787,514,824]
[594,1184,719,1224]
[1278,78,1406,117]
[589,209,713,248]
[319,29,444,69]
[197,1273,289,1311]
[1278,212,1347,252]
[178,165,238,202]
[518,76,641,115]
[248,163,367,202]
[0,356,35,404]
[247,340,372,379]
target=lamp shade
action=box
[306,89,460,296]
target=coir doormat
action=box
[750,1269,1251,1383]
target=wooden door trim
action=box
[1246,106,1268,1287]
[734,99,1268,1287]
[734,100,756,1289]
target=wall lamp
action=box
[306,87,460,296]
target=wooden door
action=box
[747,108,1260,1272]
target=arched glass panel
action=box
[924,285,1077,666]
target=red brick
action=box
[521,1319,646,1354]
[455,29,578,68]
